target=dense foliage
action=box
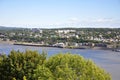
[0,50,111,80]
[0,27,120,44]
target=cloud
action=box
[96,18,113,22]
[52,18,120,28]
[0,18,120,28]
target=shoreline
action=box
[13,42,114,51]
[0,41,118,51]
[0,41,14,44]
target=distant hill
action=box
[0,26,120,30]
[0,26,18,30]
[0,26,28,31]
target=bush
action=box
[0,50,111,80]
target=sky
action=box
[0,0,120,28]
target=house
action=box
[32,28,43,33]
[57,30,76,34]
[53,43,65,48]
[0,33,6,38]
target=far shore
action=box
[0,40,14,44]
[13,41,114,51]
[0,41,117,51]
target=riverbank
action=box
[0,40,14,44]
[13,42,115,51]
[0,41,117,51]
[14,42,51,47]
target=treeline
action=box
[0,27,120,44]
[0,50,111,80]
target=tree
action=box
[0,50,111,80]
[0,50,47,80]
[45,53,111,80]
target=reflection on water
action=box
[0,44,120,80]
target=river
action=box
[0,43,120,80]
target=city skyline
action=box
[0,0,120,28]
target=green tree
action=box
[45,53,111,80]
[0,50,111,80]
[0,50,47,80]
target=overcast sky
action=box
[0,0,120,28]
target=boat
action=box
[115,49,120,52]
[112,49,120,52]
